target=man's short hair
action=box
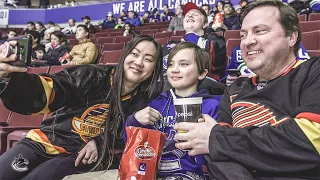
[223,2,233,9]
[27,21,35,26]
[240,0,301,55]
[202,4,210,9]
[240,0,248,4]
[48,21,55,25]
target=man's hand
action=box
[75,140,98,167]
[134,107,162,125]
[174,114,217,156]
[0,41,27,79]
[226,75,239,86]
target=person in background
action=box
[212,2,241,31]
[240,0,248,7]
[167,5,184,32]
[0,35,164,180]
[202,4,215,24]
[39,0,49,8]
[114,18,125,29]
[26,30,46,60]
[125,10,141,27]
[64,25,98,65]
[61,19,77,35]
[123,23,139,37]
[24,21,35,34]
[120,10,127,20]
[35,22,46,39]
[140,11,150,25]
[149,8,161,23]
[47,21,55,28]
[43,26,61,51]
[36,31,70,66]
[161,4,175,22]
[0,29,17,44]
[82,16,96,34]
[101,14,116,29]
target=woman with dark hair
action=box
[36,31,70,65]
[0,35,164,179]
[120,10,127,20]
[64,24,98,65]
[35,21,46,39]
[26,30,46,60]
[123,22,139,37]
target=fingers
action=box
[75,150,85,167]
[8,41,17,46]
[149,108,162,120]
[198,118,205,123]
[175,141,192,150]
[88,151,98,164]
[82,150,91,165]
[174,122,195,132]
[0,63,27,72]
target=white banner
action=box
[0,9,9,26]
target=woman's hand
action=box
[75,140,98,167]
[0,41,27,80]
[134,107,162,125]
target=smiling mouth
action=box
[187,19,195,22]
[170,76,182,81]
[247,50,262,55]
[130,67,142,73]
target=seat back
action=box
[101,42,125,52]
[309,13,320,21]
[114,36,132,43]
[27,67,50,74]
[156,37,169,46]
[0,101,11,126]
[226,38,241,58]
[99,50,122,64]
[224,30,240,43]
[301,30,320,50]
[97,37,114,44]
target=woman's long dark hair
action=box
[93,35,164,170]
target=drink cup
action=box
[173,97,202,133]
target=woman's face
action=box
[51,34,61,46]
[124,24,131,31]
[76,27,88,40]
[35,24,41,31]
[217,2,223,12]
[123,40,157,87]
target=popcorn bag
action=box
[119,127,167,180]
[59,52,73,64]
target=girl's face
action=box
[167,48,205,93]
[118,19,123,25]
[123,40,157,88]
[76,27,88,40]
[51,34,61,46]
[217,2,223,12]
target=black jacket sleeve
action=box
[0,65,111,115]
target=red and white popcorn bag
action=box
[119,126,167,180]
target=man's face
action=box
[27,23,34,31]
[68,19,75,26]
[183,9,206,33]
[83,18,90,24]
[223,4,233,15]
[202,5,210,15]
[128,12,134,18]
[175,6,183,15]
[7,31,16,39]
[107,16,113,21]
[240,6,296,75]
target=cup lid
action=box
[173,97,203,105]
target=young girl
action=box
[125,42,220,179]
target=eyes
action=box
[168,62,189,68]
[131,52,153,62]
[240,28,268,39]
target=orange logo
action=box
[72,104,109,142]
